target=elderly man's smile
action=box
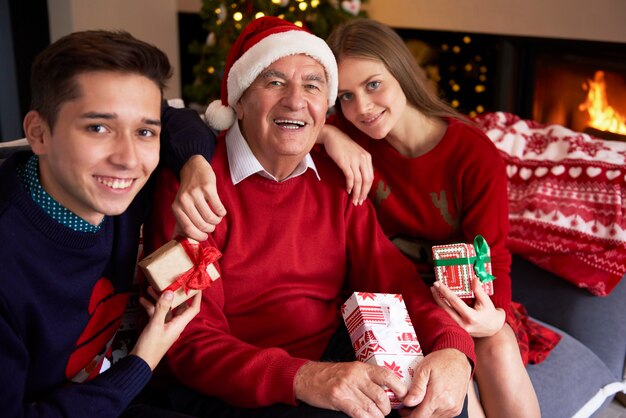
[274,119,307,129]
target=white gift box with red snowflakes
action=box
[341,292,424,409]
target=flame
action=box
[579,70,626,135]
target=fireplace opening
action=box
[533,51,626,140]
[394,28,626,140]
[580,71,626,137]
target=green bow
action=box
[472,235,495,283]
[433,235,495,283]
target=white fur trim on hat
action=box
[226,31,338,108]
[205,99,236,131]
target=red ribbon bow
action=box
[164,237,222,294]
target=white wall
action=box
[178,0,201,13]
[365,0,626,44]
[47,0,182,99]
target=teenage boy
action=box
[0,30,221,418]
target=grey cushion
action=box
[511,255,626,380]
[511,255,626,417]
[525,323,618,418]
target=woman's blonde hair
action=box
[326,18,464,122]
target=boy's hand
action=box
[174,155,226,241]
[131,289,201,370]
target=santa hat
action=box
[205,16,338,131]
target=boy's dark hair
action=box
[30,30,173,129]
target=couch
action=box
[473,112,626,418]
[511,255,626,417]
[2,111,625,418]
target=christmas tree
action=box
[184,0,368,106]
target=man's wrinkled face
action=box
[235,54,329,177]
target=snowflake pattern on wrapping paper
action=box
[384,361,403,378]
[357,292,377,300]
[522,129,561,156]
[370,343,386,354]
[566,133,610,157]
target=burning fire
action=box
[579,70,626,135]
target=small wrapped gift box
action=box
[431,235,495,299]
[138,237,221,308]
[341,292,424,409]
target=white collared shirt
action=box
[225,120,320,185]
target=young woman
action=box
[322,18,559,418]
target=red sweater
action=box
[330,116,512,314]
[144,138,475,408]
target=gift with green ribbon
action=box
[431,235,495,299]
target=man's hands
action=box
[294,351,471,418]
[399,349,472,418]
[131,289,201,370]
[318,124,373,205]
[431,277,505,338]
[174,155,227,241]
[294,361,407,418]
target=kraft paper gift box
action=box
[138,237,221,308]
[341,292,424,409]
[431,235,495,299]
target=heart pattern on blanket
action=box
[606,170,621,180]
[586,167,602,177]
[551,165,565,176]
[569,167,582,178]
[507,165,518,178]
[472,111,626,297]
[520,168,533,180]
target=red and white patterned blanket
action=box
[474,112,626,296]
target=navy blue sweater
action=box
[0,106,215,418]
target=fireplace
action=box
[395,28,626,140]
[531,40,626,140]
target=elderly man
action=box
[145,16,474,418]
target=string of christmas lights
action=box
[400,28,498,118]
[439,35,491,118]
